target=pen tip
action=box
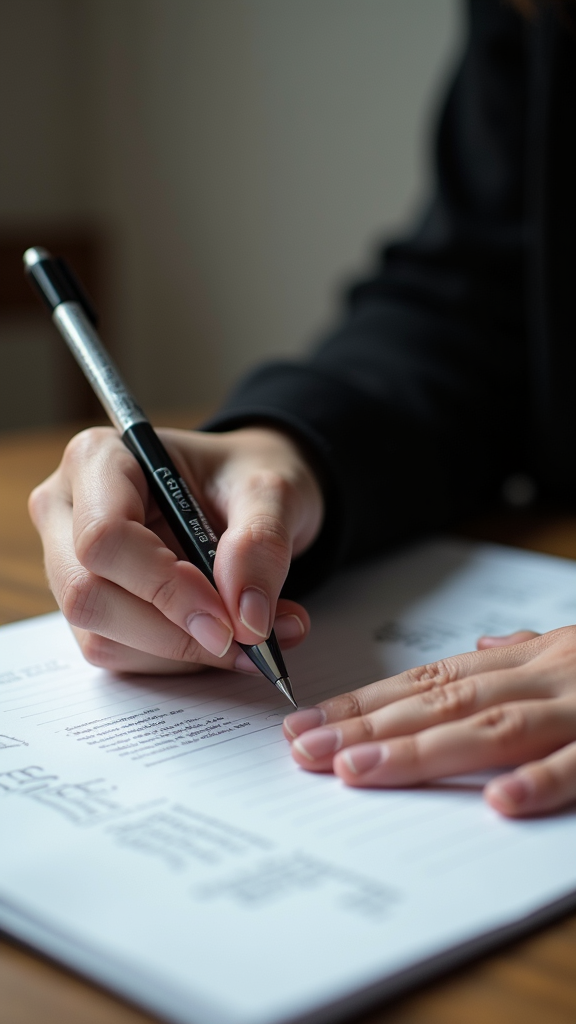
[276,677,298,709]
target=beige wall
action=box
[0,0,84,223]
[0,0,460,423]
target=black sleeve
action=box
[203,0,530,596]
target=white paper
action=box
[1,538,576,1024]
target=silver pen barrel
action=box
[52,302,147,434]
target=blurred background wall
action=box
[0,0,459,430]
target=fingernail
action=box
[186,613,233,658]
[284,707,326,738]
[490,773,534,808]
[234,651,260,673]
[239,587,270,637]
[342,743,389,775]
[273,614,305,642]
[294,727,342,761]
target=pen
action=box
[23,246,298,709]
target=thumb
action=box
[477,630,540,650]
[213,470,308,645]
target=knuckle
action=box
[397,734,421,770]
[168,631,204,665]
[324,690,364,721]
[60,569,104,631]
[28,481,52,528]
[62,426,112,468]
[356,715,377,741]
[421,677,477,719]
[78,632,119,670]
[74,515,118,571]
[247,513,290,551]
[246,468,296,506]
[408,658,460,693]
[477,704,527,749]
[150,575,180,615]
[231,513,291,571]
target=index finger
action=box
[60,429,235,643]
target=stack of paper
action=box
[1,539,575,1024]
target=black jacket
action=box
[206,0,576,594]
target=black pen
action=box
[23,246,298,708]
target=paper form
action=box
[1,538,576,1024]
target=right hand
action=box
[29,424,324,675]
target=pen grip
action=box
[122,422,219,582]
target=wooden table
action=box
[2,422,576,1024]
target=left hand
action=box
[283,628,576,817]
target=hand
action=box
[29,425,324,674]
[284,628,576,817]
